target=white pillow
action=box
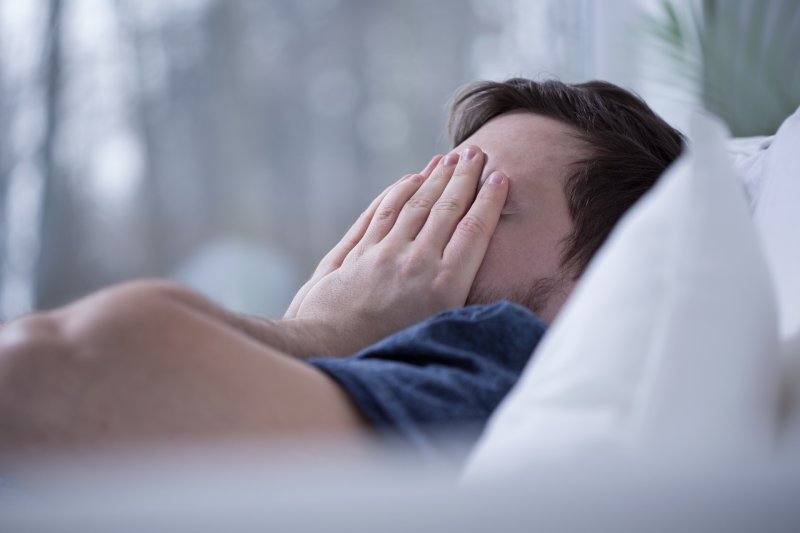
[463,112,780,482]
[726,135,772,210]
[752,106,800,342]
[748,106,800,456]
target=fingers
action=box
[390,151,462,241]
[358,173,427,245]
[315,154,442,272]
[285,155,442,319]
[355,154,444,246]
[442,171,508,280]
[313,179,396,275]
[419,154,444,177]
[415,145,485,251]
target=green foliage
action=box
[646,0,800,136]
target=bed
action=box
[2,107,799,532]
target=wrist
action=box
[238,315,356,359]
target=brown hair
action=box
[448,78,684,277]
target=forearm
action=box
[157,281,348,358]
[225,314,349,359]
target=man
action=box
[0,79,683,458]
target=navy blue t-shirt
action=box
[307,301,546,460]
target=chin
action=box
[467,276,568,322]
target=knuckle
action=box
[406,196,434,211]
[429,275,449,295]
[432,197,462,214]
[455,214,488,238]
[429,272,456,303]
[374,205,399,222]
[399,250,430,276]
[373,246,396,266]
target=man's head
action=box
[448,78,684,321]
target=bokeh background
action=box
[1,0,798,320]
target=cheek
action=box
[472,225,520,285]
[474,217,564,287]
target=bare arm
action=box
[0,148,507,453]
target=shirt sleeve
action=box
[307,301,547,461]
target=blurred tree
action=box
[33,0,68,309]
[646,0,800,136]
[0,54,7,273]
[114,0,168,275]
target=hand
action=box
[285,146,508,355]
[284,155,444,320]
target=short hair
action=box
[448,78,684,277]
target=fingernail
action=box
[443,153,460,166]
[463,147,476,161]
[488,171,505,184]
